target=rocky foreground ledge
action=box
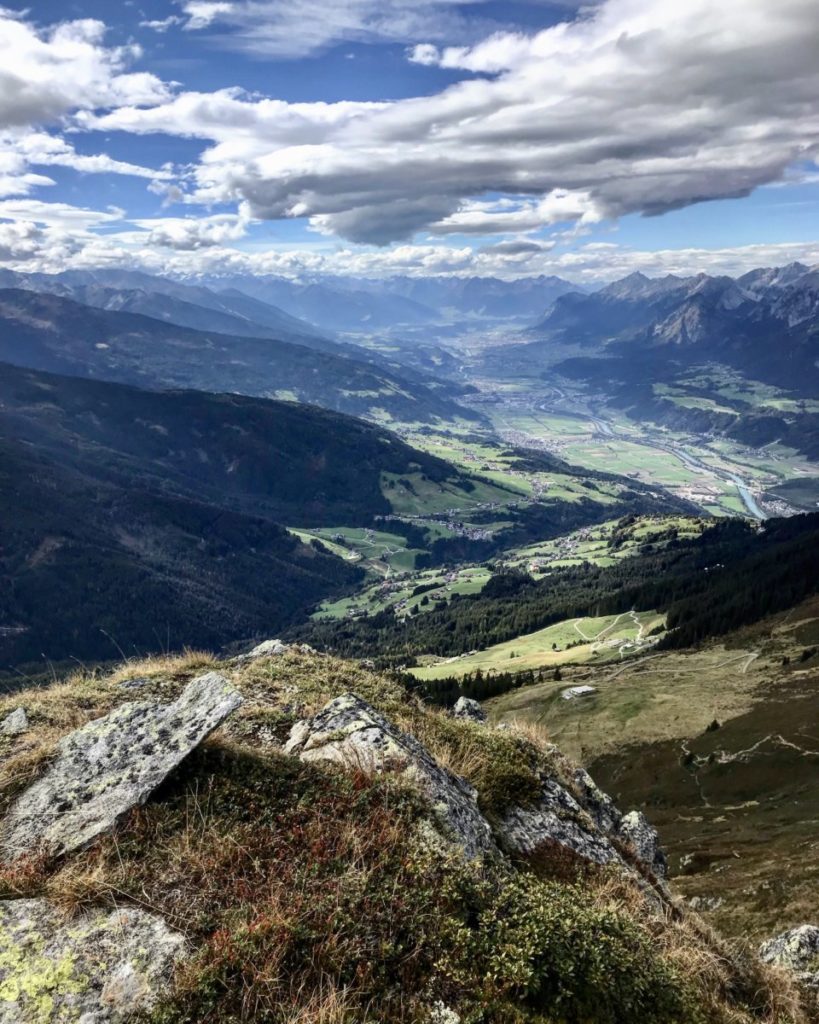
[0,643,814,1023]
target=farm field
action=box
[409,609,663,681]
[381,470,516,517]
[314,564,492,620]
[289,526,425,575]
[313,515,705,620]
[481,383,815,518]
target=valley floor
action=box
[465,376,816,519]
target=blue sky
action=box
[0,0,817,281]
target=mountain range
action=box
[197,272,581,331]
[523,262,819,391]
[0,286,474,424]
[482,262,819,457]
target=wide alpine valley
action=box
[1,3,819,1022]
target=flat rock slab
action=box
[285,693,497,860]
[1,672,242,862]
[0,898,185,1022]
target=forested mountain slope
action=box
[0,363,477,667]
[0,289,474,424]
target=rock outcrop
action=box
[285,693,497,860]
[499,763,667,879]
[760,925,819,988]
[617,810,666,877]
[0,708,28,738]
[0,898,185,1022]
[242,638,290,659]
[451,697,486,724]
[284,693,668,882]
[239,639,315,661]
[1,673,242,862]
[499,774,623,865]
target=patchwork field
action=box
[486,391,815,518]
[313,515,705,621]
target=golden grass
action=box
[1,648,817,1024]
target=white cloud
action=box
[0,205,817,285]
[177,0,546,58]
[5,132,172,181]
[0,199,124,229]
[0,219,47,261]
[82,0,819,246]
[140,16,185,32]
[428,192,603,236]
[0,12,174,207]
[182,2,235,30]
[0,12,169,130]
[0,144,55,198]
[130,210,251,249]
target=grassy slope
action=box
[410,610,664,681]
[0,648,811,1024]
[488,596,819,946]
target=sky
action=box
[0,0,817,283]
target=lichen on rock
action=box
[760,925,819,989]
[617,810,667,878]
[498,759,668,880]
[451,697,486,724]
[0,708,28,738]
[285,693,497,860]
[498,773,623,865]
[1,672,242,862]
[0,898,185,1022]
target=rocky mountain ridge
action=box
[0,644,814,1022]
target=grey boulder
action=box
[617,810,667,878]
[451,697,487,724]
[0,898,185,1022]
[0,708,28,738]
[498,775,623,866]
[1,672,242,862]
[285,693,497,860]
[241,638,289,659]
[760,925,819,988]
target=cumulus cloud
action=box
[0,12,169,129]
[0,12,173,208]
[1,200,816,285]
[82,0,819,246]
[0,219,47,261]
[131,211,251,249]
